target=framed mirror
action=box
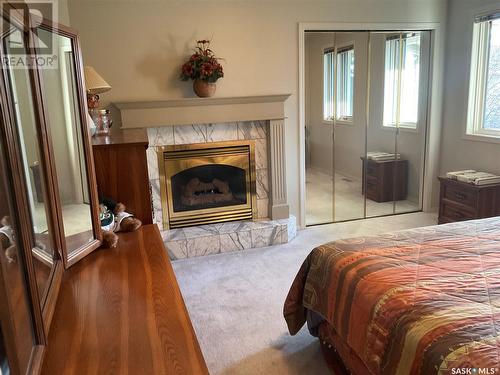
[0,5,102,371]
[0,10,67,339]
[0,0,101,341]
[35,24,102,267]
[0,7,49,372]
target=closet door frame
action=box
[298,22,443,229]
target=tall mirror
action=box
[0,8,102,371]
[332,32,366,222]
[36,28,101,265]
[366,31,431,217]
[365,31,400,218]
[304,29,432,226]
[0,139,38,375]
[394,31,431,214]
[3,28,55,303]
[305,32,335,225]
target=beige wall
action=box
[58,0,71,25]
[67,0,447,218]
[439,0,500,177]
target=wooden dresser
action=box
[92,128,152,224]
[438,177,500,224]
[361,158,408,203]
[41,225,208,374]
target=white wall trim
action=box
[298,22,444,228]
[462,133,500,145]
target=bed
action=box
[284,217,500,375]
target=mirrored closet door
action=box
[305,29,431,226]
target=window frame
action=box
[334,42,355,124]
[322,45,335,124]
[466,12,500,141]
[382,33,421,130]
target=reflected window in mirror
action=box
[323,47,335,122]
[3,29,55,301]
[36,29,95,258]
[335,45,354,122]
[383,33,421,128]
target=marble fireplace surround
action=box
[115,95,297,259]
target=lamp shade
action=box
[84,66,111,94]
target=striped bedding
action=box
[284,217,500,375]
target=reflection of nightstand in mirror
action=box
[361,157,408,203]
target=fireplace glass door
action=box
[160,141,257,229]
[171,164,248,213]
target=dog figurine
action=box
[100,197,142,248]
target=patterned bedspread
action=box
[284,217,500,375]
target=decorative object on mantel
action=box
[181,40,224,98]
[84,66,113,135]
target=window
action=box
[323,45,355,122]
[383,33,421,128]
[467,13,500,138]
[323,48,334,121]
[336,46,355,121]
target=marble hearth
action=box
[114,95,296,259]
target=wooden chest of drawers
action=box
[92,129,153,224]
[438,177,500,224]
[361,158,408,203]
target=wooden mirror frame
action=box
[0,6,102,371]
[34,19,103,269]
[0,1,60,336]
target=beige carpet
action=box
[172,212,437,375]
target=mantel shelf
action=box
[114,94,291,129]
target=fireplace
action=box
[158,141,257,229]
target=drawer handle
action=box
[454,192,467,201]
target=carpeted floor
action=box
[306,167,420,225]
[172,212,437,375]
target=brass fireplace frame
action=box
[158,140,257,229]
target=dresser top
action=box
[41,225,208,374]
[92,128,149,147]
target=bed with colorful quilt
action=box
[284,217,500,375]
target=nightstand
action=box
[438,177,500,224]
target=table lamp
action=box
[84,66,112,135]
[84,66,111,109]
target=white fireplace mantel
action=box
[114,94,291,129]
[115,94,291,221]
